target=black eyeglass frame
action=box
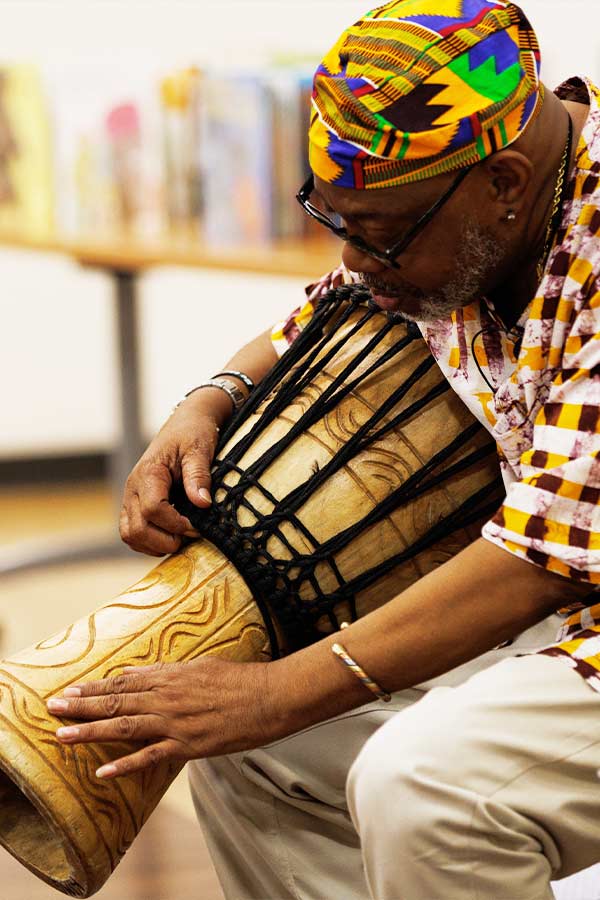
[296,167,473,269]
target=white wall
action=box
[1,0,598,458]
[0,1,592,84]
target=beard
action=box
[360,220,504,324]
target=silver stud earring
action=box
[505,210,517,222]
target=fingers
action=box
[54,670,154,700]
[181,417,219,508]
[95,740,177,779]
[121,493,184,557]
[47,689,155,722]
[120,419,218,554]
[55,713,162,745]
[135,463,196,535]
[181,431,219,508]
[47,670,183,778]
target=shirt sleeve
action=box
[482,284,600,584]
[270,264,354,358]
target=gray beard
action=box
[361,221,503,324]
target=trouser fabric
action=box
[189,614,600,899]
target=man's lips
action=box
[368,290,404,311]
[360,278,406,308]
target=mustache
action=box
[359,274,425,300]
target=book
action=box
[199,71,274,246]
[0,65,54,236]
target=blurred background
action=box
[0,1,598,897]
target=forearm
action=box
[267,536,590,739]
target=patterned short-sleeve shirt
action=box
[272,76,600,692]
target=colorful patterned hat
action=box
[309,0,543,189]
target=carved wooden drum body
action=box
[0,288,503,896]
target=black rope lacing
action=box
[172,285,504,657]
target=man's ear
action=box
[481,150,533,212]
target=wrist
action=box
[265,637,370,742]
[176,377,251,424]
[175,386,233,428]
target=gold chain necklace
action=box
[536,115,573,282]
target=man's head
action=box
[304,0,562,321]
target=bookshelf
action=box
[0,230,339,575]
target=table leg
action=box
[109,269,146,512]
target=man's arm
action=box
[53,532,591,775]
[266,535,591,736]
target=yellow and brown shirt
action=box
[273,76,600,692]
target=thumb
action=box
[181,445,213,507]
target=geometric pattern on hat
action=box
[309,0,544,188]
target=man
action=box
[49,2,600,897]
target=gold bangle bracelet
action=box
[331,623,391,703]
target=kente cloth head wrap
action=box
[309,0,544,189]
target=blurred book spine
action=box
[161,67,203,236]
[199,72,274,246]
[0,65,55,236]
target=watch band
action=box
[179,379,247,414]
[212,369,254,391]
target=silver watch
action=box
[179,378,247,414]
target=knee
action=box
[348,722,437,842]
[347,713,477,859]
[347,724,397,816]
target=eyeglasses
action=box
[296,167,473,269]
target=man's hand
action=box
[120,397,224,557]
[120,330,278,557]
[46,659,274,779]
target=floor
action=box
[0,480,225,900]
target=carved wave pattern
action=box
[0,552,269,888]
[4,552,209,688]
[0,672,123,875]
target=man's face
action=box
[313,171,514,323]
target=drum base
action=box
[0,769,81,896]
[0,540,273,896]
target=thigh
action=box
[351,653,600,881]
[189,689,423,900]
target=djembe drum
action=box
[0,286,504,896]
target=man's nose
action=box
[341,241,390,275]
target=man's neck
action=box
[488,263,538,331]
[489,95,590,333]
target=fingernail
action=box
[57,726,80,740]
[198,488,211,504]
[184,530,200,538]
[47,699,69,713]
[96,764,118,779]
[63,686,82,697]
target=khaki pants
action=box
[189,615,600,900]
